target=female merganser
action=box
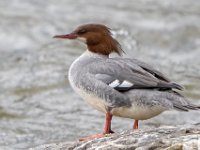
[54,23,200,140]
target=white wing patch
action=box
[118,80,134,87]
[109,80,133,88]
[109,80,120,87]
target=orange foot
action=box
[79,112,114,141]
[79,130,114,141]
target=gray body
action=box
[68,51,199,120]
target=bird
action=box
[53,23,200,141]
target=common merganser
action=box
[54,23,200,140]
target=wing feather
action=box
[92,58,183,92]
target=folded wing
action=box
[91,58,183,93]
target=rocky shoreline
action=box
[31,124,200,150]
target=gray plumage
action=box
[68,51,199,119]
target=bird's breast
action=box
[70,82,108,113]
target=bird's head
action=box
[54,23,123,56]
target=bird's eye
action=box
[77,29,87,34]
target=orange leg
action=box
[103,112,114,134]
[79,112,114,141]
[133,120,139,129]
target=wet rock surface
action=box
[32,124,200,150]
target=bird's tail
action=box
[171,90,200,111]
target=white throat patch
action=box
[77,37,87,43]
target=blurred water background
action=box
[0,0,200,149]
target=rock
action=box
[31,124,200,150]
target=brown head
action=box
[53,24,123,56]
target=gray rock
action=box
[31,124,200,150]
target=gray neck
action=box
[80,50,108,59]
[70,50,108,69]
[68,50,108,84]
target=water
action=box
[0,0,200,149]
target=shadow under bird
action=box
[53,23,200,140]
